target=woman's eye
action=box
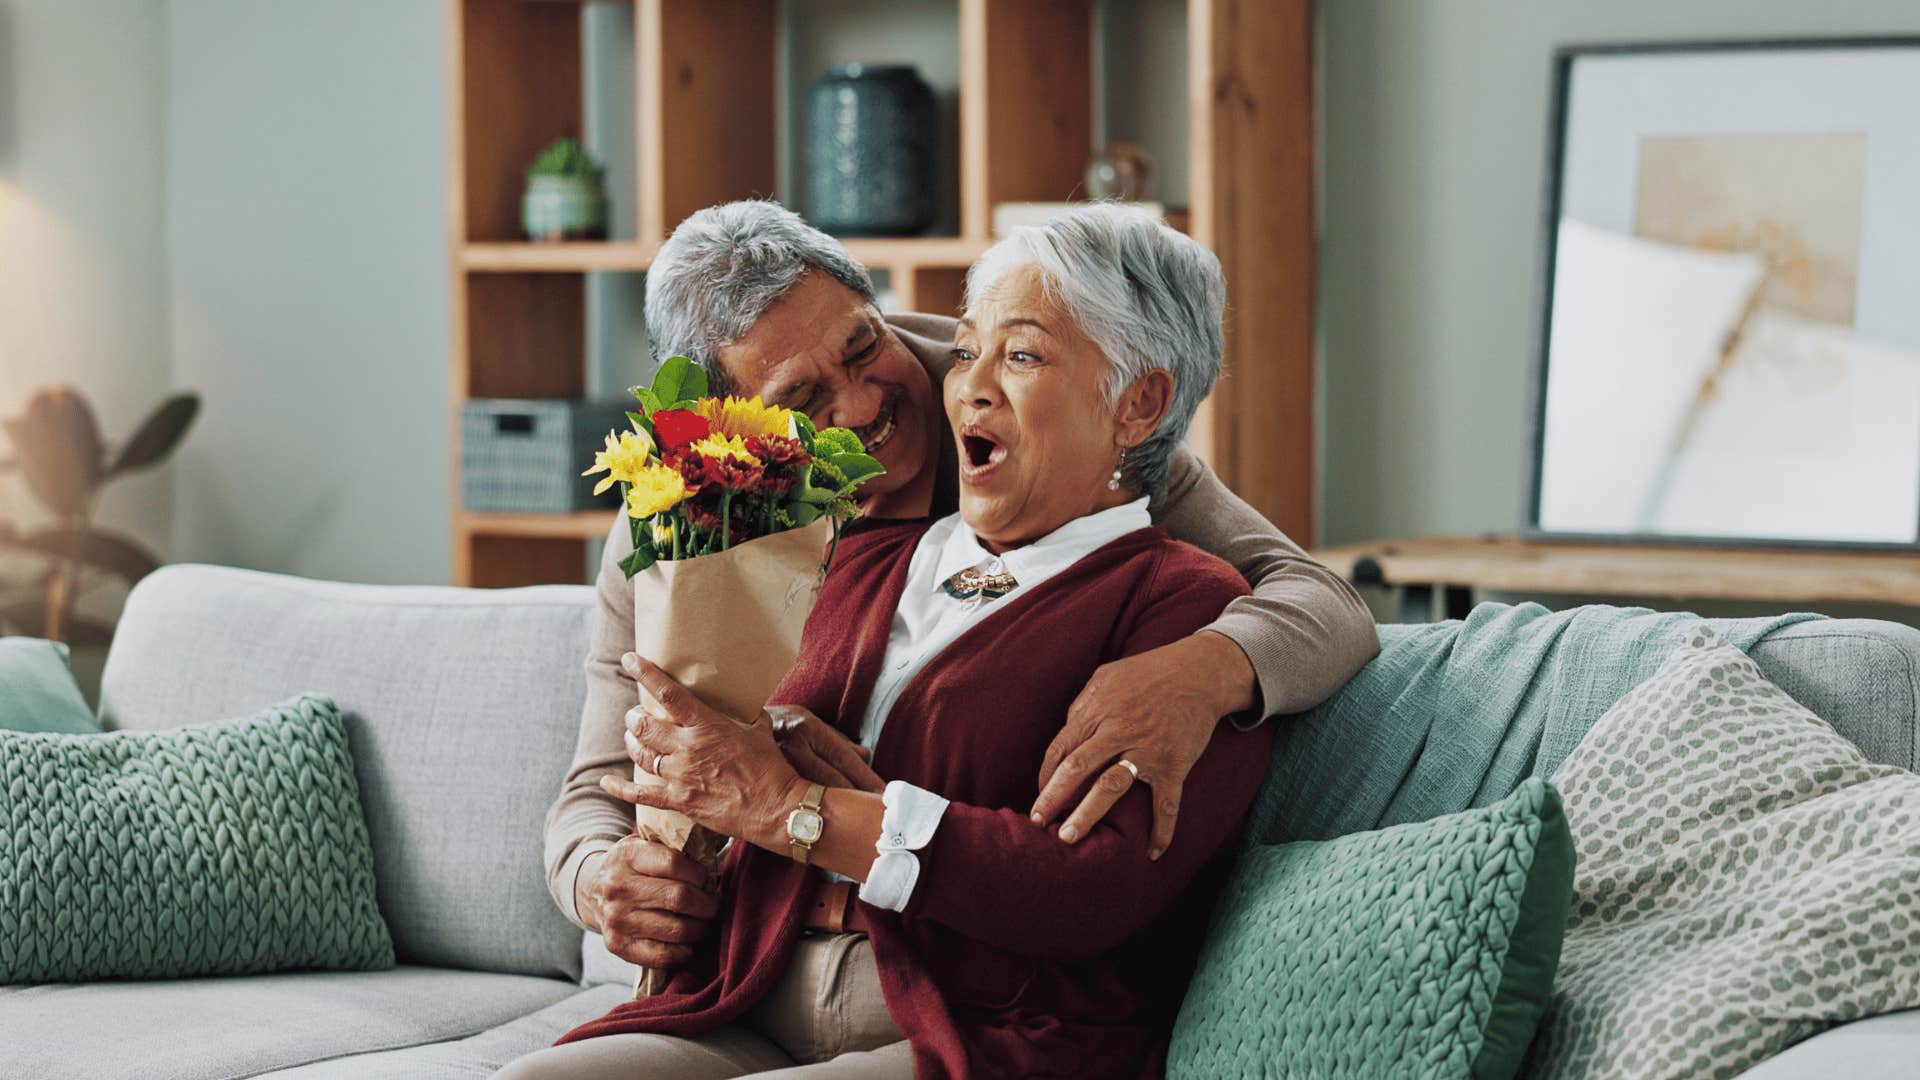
[1010,350,1042,366]
[949,348,976,364]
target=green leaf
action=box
[792,412,817,448]
[828,453,884,488]
[629,384,663,414]
[789,502,823,527]
[618,545,656,577]
[680,362,709,402]
[650,356,693,406]
[796,481,839,506]
[107,394,199,477]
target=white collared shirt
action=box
[848,498,1154,912]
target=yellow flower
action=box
[625,463,689,519]
[687,432,762,466]
[694,396,795,440]
[651,520,675,547]
[581,429,656,495]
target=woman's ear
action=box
[1115,369,1175,450]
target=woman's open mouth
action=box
[959,425,1008,482]
[856,390,900,455]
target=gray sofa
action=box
[2,564,1916,1079]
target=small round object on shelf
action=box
[1085,142,1154,203]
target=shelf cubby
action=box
[448,0,1314,586]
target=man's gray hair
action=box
[964,203,1225,495]
[645,200,875,396]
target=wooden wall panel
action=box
[458,533,591,589]
[453,0,583,242]
[960,0,1094,239]
[462,274,586,400]
[1190,0,1316,543]
[639,0,778,244]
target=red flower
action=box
[651,409,711,453]
[668,449,763,493]
[744,435,809,466]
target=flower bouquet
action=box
[583,356,883,996]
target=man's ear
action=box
[1115,369,1175,450]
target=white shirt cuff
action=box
[858,780,949,913]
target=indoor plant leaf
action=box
[0,599,115,647]
[106,394,200,478]
[1,527,163,586]
[1,387,104,518]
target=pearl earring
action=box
[1108,448,1128,491]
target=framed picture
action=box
[1526,38,1920,549]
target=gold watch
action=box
[785,782,827,864]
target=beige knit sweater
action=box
[541,313,1380,928]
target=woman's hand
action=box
[599,653,808,853]
[579,837,720,970]
[765,704,885,793]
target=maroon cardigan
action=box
[556,520,1275,1077]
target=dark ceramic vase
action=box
[806,63,937,237]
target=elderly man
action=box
[543,200,1378,976]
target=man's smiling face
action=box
[714,271,939,512]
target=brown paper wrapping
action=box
[629,516,833,997]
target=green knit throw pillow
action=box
[0,693,394,981]
[1170,778,1575,1080]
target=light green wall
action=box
[0,0,168,697]
[164,0,450,584]
[0,0,169,546]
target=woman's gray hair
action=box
[645,201,875,396]
[964,202,1226,496]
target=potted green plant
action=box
[522,137,608,241]
[0,386,200,645]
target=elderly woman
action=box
[500,206,1272,1079]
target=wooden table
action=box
[1311,535,1920,622]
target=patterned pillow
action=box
[1530,625,1920,1079]
[0,693,394,981]
[1170,778,1575,1080]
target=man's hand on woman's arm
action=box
[1029,629,1256,861]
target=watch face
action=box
[788,809,824,844]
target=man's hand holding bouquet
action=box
[581,357,883,996]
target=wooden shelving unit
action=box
[448,0,1313,587]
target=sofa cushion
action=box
[1169,778,1574,1080]
[257,983,631,1078]
[1,693,391,983]
[0,965,576,1080]
[1530,625,1920,1078]
[0,636,98,733]
[1735,1008,1920,1079]
[97,565,596,980]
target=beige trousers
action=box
[495,933,910,1079]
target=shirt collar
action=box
[931,498,1152,591]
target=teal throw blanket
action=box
[1246,602,1825,847]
